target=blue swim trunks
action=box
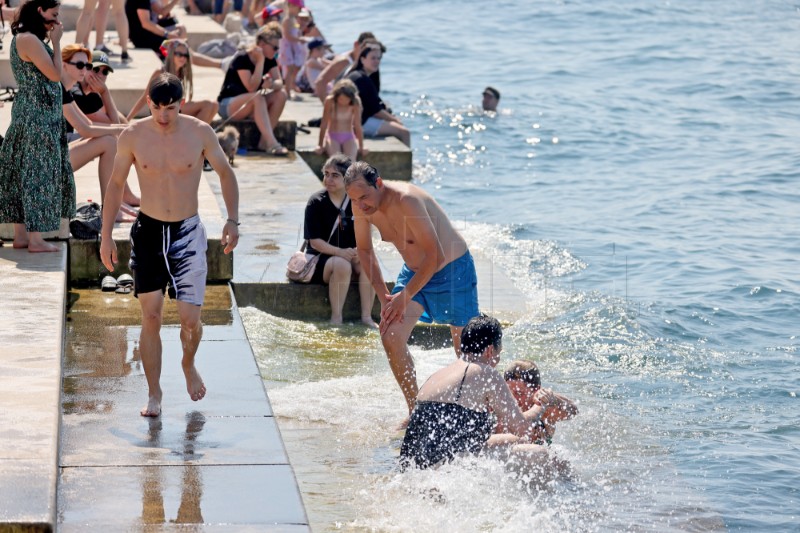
[391,251,479,327]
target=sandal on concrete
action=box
[101,275,117,292]
[265,144,289,156]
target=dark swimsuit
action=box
[400,364,494,470]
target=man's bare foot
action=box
[361,316,379,329]
[182,363,206,401]
[28,241,60,253]
[140,395,162,417]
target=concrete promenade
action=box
[0,12,524,531]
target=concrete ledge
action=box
[68,236,233,285]
[296,140,413,182]
[0,245,67,532]
[211,119,297,151]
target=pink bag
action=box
[286,247,319,283]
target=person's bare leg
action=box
[20,226,59,253]
[265,89,287,131]
[138,291,165,416]
[252,95,280,149]
[377,120,411,147]
[189,51,222,69]
[323,256,352,324]
[13,224,29,248]
[75,0,99,46]
[354,264,377,328]
[94,0,110,48]
[177,301,206,402]
[181,100,218,124]
[325,138,341,158]
[381,300,424,414]
[341,138,358,161]
[111,0,129,55]
[69,136,138,217]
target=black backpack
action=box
[69,201,103,240]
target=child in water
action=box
[314,79,366,161]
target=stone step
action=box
[211,118,298,151]
[0,245,67,532]
[57,1,226,51]
[68,158,233,285]
[283,98,413,181]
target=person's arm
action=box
[352,210,389,304]
[266,63,284,90]
[190,50,222,69]
[15,29,63,82]
[128,70,161,121]
[236,51,266,92]
[536,389,578,426]
[137,8,179,38]
[63,101,125,138]
[152,0,180,17]
[313,56,347,102]
[354,102,366,156]
[99,128,135,272]
[84,73,122,125]
[203,124,240,254]
[373,108,402,124]
[380,195,444,328]
[315,97,332,153]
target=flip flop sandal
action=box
[117,273,134,287]
[266,144,289,156]
[101,275,118,292]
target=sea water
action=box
[243,0,799,530]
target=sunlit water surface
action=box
[244,0,798,531]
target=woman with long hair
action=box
[346,41,410,147]
[127,39,219,124]
[60,44,134,221]
[0,0,70,252]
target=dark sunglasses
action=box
[93,67,111,75]
[174,51,190,58]
[67,61,92,70]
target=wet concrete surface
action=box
[59,287,308,531]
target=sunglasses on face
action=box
[67,61,93,70]
[93,67,111,75]
[174,51,190,58]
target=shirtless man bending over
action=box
[344,161,480,415]
[99,73,240,417]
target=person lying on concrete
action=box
[216,22,289,155]
[100,73,240,417]
[313,31,376,104]
[400,315,568,481]
[482,86,500,112]
[303,154,377,327]
[497,359,578,445]
[344,161,479,416]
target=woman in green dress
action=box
[0,0,73,253]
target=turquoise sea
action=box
[244,1,800,530]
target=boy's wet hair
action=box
[148,72,183,106]
[344,161,380,188]
[503,360,541,389]
[323,154,352,177]
[460,315,503,357]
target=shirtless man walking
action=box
[344,161,479,414]
[100,73,240,417]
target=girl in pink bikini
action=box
[315,79,367,161]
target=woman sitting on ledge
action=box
[303,155,377,327]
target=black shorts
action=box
[129,211,208,306]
